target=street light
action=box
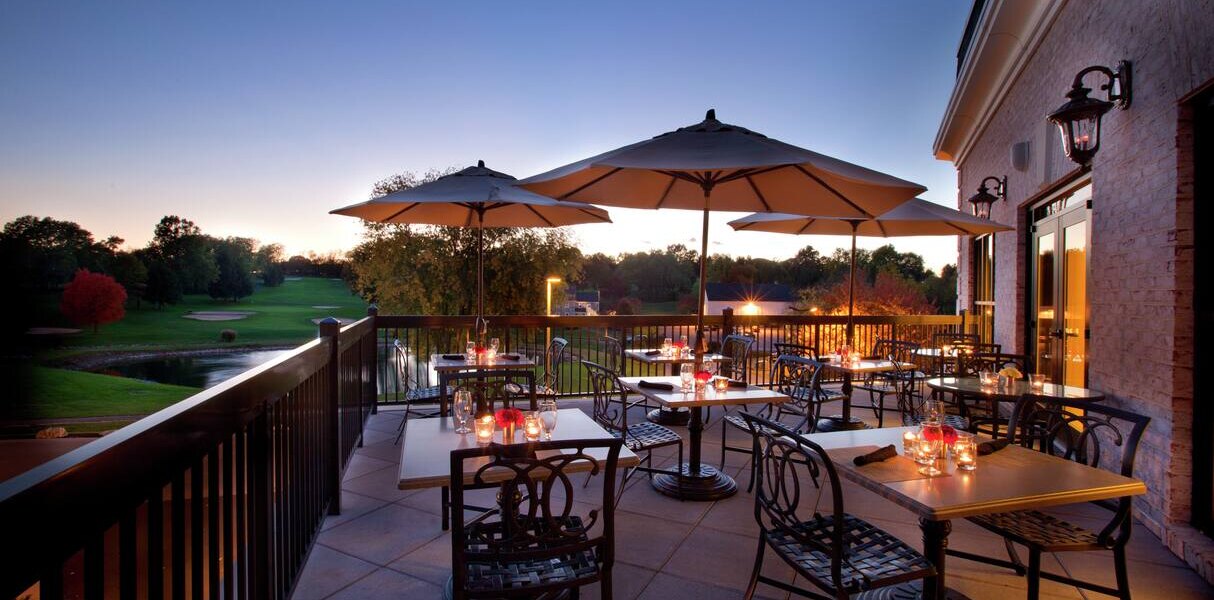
[545,277,561,371]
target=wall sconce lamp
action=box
[967,176,1006,220]
[1047,60,1132,166]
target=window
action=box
[972,234,995,343]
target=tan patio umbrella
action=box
[728,198,1013,345]
[518,109,925,364]
[331,161,611,337]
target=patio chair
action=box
[448,437,622,600]
[721,355,827,492]
[392,339,447,445]
[736,411,936,599]
[538,336,570,397]
[706,333,754,422]
[855,339,923,428]
[949,395,1150,600]
[772,342,819,360]
[582,360,683,505]
[952,341,1002,376]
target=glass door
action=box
[1030,183,1090,387]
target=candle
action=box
[1030,373,1046,390]
[475,415,494,445]
[694,370,712,390]
[903,430,918,454]
[713,376,730,392]
[956,451,976,471]
[954,433,977,471]
[486,347,497,363]
[523,413,542,441]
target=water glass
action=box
[490,337,500,353]
[465,341,476,362]
[1029,373,1047,390]
[453,390,473,434]
[538,398,558,441]
[924,399,945,424]
[978,371,997,387]
[661,337,673,356]
[680,363,695,391]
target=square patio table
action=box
[809,426,1146,600]
[429,353,536,415]
[623,349,725,426]
[817,359,916,432]
[619,375,788,501]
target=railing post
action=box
[367,304,378,416]
[319,317,343,516]
[722,307,734,337]
[248,410,272,599]
[959,308,968,336]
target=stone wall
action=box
[953,0,1214,580]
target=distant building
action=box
[703,283,795,316]
[556,289,599,316]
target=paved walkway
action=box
[295,396,1214,599]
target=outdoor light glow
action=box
[546,277,562,283]
[739,302,761,316]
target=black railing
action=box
[376,312,967,403]
[0,314,378,600]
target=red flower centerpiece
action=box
[494,407,525,443]
[921,424,958,445]
[694,370,712,390]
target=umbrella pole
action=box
[846,221,859,348]
[477,209,486,343]
[695,200,710,370]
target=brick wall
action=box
[953,0,1214,578]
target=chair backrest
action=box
[393,339,416,394]
[953,342,1002,375]
[932,332,979,348]
[870,338,920,364]
[600,335,624,374]
[737,412,847,583]
[972,352,1031,376]
[541,337,570,390]
[720,334,755,381]
[582,360,628,435]
[773,342,819,361]
[1008,395,1150,546]
[449,437,621,600]
[445,369,537,413]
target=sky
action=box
[0,1,971,272]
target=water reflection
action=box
[96,350,289,389]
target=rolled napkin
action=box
[853,445,898,466]
[638,380,675,391]
[441,354,465,360]
[977,438,1010,455]
[727,379,748,388]
[644,349,662,356]
[500,353,521,361]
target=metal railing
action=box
[0,316,378,600]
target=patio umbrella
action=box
[518,109,926,364]
[331,160,611,337]
[727,198,1013,345]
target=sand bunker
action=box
[184,311,255,321]
[312,305,341,309]
[310,317,357,325]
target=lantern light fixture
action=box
[1047,60,1132,166]
[966,176,1006,220]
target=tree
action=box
[109,251,148,308]
[924,264,958,314]
[144,259,183,309]
[1,215,115,290]
[614,296,642,315]
[149,216,217,293]
[61,269,127,332]
[255,243,286,286]
[208,237,256,302]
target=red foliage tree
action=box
[61,269,127,332]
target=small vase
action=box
[502,423,516,444]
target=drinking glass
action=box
[453,390,473,434]
[490,337,500,353]
[915,437,943,476]
[1029,373,1047,390]
[538,398,559,441]
[680,363,695,391]
[661,337,673,356]
[924,399,945,424]
[954,432,977,471]
[465,341,476,362]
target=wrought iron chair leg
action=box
[720,419,728,470]
[743,535,766,600]
[1004,538,1026,574]
[1026,548,1042,600]
[393,404,410,445]
[1114,546,1132,600]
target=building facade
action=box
[703,282,796,316]
[935,0,1214,580]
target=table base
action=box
[651,463,736,501]
[815,415,870,432]
[647,407,691,426]
[855,582,970,599]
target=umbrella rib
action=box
[944,222,972,235]
[792,164,874,218]
[654,176,677,209]
[524,204,556,227]
[876,220,888,237]
[744,176,772,211]
[577,207,611,222]
[384,203,422,222]
[560,167,622,200]
[796,218,817,235]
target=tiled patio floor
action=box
[295,395,1214,599]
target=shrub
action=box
[219,329,238,342]
[614,296,642,315]
[60,269,127,332]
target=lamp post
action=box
[1047,61,1132,166]
[545,277,561,372]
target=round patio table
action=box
[925,376,1104,402]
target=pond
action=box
[96,350,290,389]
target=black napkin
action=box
[644,349,662,356]
[500,353,521,361]
[441,354,465,361]
[638,380,675,391]
[977,439,1009,455]
[727,379,748,388]
[853,445,898,466]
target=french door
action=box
[1030,190,1090,387]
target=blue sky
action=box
[0,1,970,271]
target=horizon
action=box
[0,1,971,272]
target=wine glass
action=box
[538,398,558,441]
[661,336,673,356]
[680,363,695,392]
[924,399,945,424]
[453,390,473,434]
[490,337,500,353]
[465,340,476,362]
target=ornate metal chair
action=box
[855,339,923,428]
[448,437,622,599]
[538,337,570,397]
[582,360,683,505]
[772,342,819,360]
[392,339,447,445]
[949,395,1150,600]
[706,334,754,423]
[737,412,936,599]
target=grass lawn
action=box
[48,277,367,353]
[637,301,681,315]
[10,366,199,421]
